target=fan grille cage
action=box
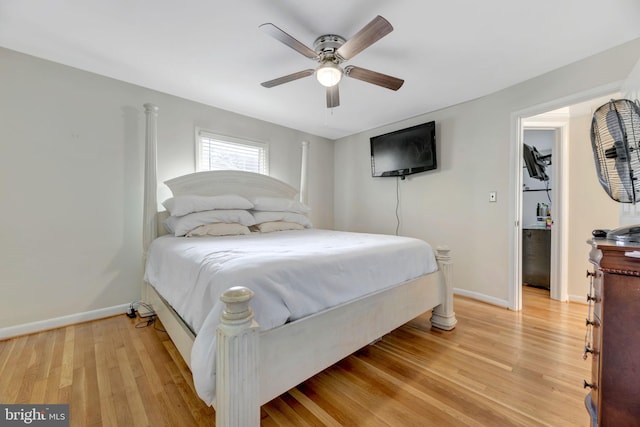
[590,99,640,203]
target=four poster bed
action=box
[141,103,457,426]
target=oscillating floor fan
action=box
[590,98,640,241]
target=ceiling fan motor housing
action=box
[313,35,346,63]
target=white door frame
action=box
[508,82,622,311]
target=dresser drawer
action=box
[598,248,640,274]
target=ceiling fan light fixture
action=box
[316,62,342,87]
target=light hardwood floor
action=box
[0,287,591,426]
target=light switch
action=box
[489,191,497,202]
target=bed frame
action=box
[141,103,457,426]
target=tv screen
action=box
[370,121,436,177]
[523,143,549,181]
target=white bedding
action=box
[144,228,438,405]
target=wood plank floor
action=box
[0,287,591,426]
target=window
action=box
[196,128,269,174]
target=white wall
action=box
[0,47,334,330]
[566,110,619,301]
[619,56,640,226]
[334,38,640,305]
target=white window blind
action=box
[196,129,269,174]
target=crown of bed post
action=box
[216,286,260,427]
[431,246,457,330]
[143,103,159,255]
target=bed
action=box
[141,103,457,426]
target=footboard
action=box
[214,247,456,427]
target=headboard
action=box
[164,170,298,199]
[143,103,309,253]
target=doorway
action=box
[509,84,621,311]
[521,118,567,303]
[522,127,556,296]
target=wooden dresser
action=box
[585,239,640,426]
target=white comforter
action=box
[144,229,437,405]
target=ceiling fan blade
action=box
[259,23,318,59]
[326,85,340,108]
[344,66,404,91]
[261,69,315,88]
[336,15,393,61]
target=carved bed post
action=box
[300,140,309,204]
[431,246,458,330]
[143,103,159,254]
[216,287,260,427]
[142,103,159,301]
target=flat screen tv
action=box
[523,143,549,181]
[370,121,436,178]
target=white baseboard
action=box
[0,289,581,341]
[0,303,130,340]
[453,288,510,308]
[454,288,589,309]
[569,294,589,305]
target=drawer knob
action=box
[583,380,596,389]
[583,345,595,360]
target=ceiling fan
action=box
[259,15,404,108]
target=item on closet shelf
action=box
[536,203,549,217]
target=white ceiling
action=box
[1,1,640,140]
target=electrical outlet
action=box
[489,191,497,202]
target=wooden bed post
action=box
[142,103,159,301]
[300,140,309,204]
[216,287,260,427]
[431,246,458,330]
[143,103,159,254]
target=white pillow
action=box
[162,194,254,216]
[250,196,310,214]
[186,223,251,237]
[251,211,312,228]
[252,221,305,233]
[164,209,257,236]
